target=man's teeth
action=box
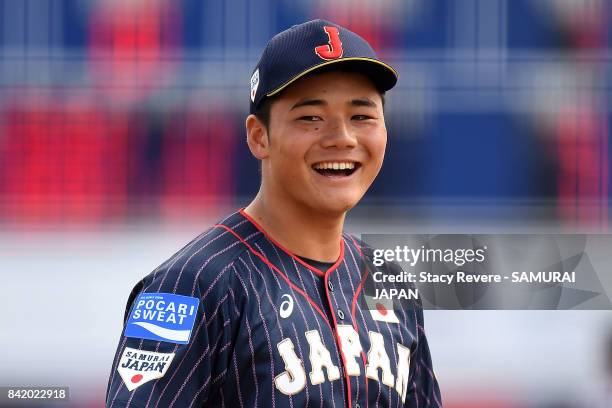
[313,162,356,170]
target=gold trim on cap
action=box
[265,57,398,97]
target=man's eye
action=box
[299,116,322,122]
[352,114,373,121]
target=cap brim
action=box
[266,57,398,97]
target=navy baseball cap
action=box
[249,19,398,114]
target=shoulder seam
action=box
[205,224,266,271]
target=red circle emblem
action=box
[375,303,388,316]
[131,374,143,383]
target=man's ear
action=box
[245,114,270,160]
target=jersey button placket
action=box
[323,261,355,408]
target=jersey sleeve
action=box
[105,262,235,408]
[404,308,443,408]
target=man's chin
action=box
[312,197,360,217]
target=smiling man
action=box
[106,19,442,408]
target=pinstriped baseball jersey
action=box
[105,210,442,408]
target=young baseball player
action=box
[106,19,442,408]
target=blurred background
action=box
[0,0,611,407]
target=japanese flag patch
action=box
[117,347,175,391]
[364,296,400,324]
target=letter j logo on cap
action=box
[315,26,343,60]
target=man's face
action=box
[262,70,387,216]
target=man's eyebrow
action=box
[349,98,378,108]
[290,98,379,110]
[290,99,327,110]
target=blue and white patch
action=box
[250,68,259,102]
[124,293,199,344]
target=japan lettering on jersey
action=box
[105,210,442,408]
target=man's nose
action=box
[320,118,357,149]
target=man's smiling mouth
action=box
[312,161,361,178]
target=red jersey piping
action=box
[239,208,344,277]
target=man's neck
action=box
[243,195,345,263]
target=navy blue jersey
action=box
[106,210,442,408]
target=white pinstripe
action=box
[265,245,314,406]
[241,255,276,408]
[245,248,295,408]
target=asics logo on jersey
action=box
[279,294,294,318]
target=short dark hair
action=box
[254,93,278,131]
[254,66,386,131]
